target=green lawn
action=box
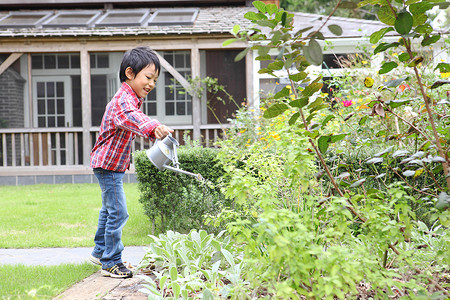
[0,263,99,299]
[0,183,153,299]
[0,183,153,248]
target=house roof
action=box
[0,6,399,40]
[293,12,392,39]
[0,6,253,38]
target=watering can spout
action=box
[146,133,203,181]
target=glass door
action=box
[32,76,72,165]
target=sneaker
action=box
[101,263,133,278]
[89,254,101,266]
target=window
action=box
[94,9,151,27]
[42,11,101,28]
[32,53,80,70]
[147,9,198,25]
[0,11,52,28]
[142,51,192,125]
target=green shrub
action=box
[134,145,228,234]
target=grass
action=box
[0,263,99,299]
[0,183,153,248]
[0,183,153,298]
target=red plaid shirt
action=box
[90,82,161,172]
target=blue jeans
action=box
[91,168,129,269]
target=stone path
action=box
[0,246,151,299]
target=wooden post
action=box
[191,43,201,141]
[80,49,92,167]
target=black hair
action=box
[119,46,161,83]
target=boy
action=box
[89,46,173,278]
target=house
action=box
[0,0,258,185]
[1,0,447,185]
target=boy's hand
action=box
[153,125,174,139]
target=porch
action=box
[0,124,226,185]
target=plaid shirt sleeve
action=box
[113,93,161,139]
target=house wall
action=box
[0,66,25,129]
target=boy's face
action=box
[125,64,159,99]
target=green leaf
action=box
[231,24,240,35]
[221,248,235,267]
[421,34,440,46]
[350,178,366,188]
[266,3,278,15]
[302,82,323,97]
[267,60,284,70]
[431,80,450,89]
[328,24,343,36]
[374,42,399,55]
[330,133,346,143]
[339,1,358,9]
[402,170,416,177]
[370,27,394,44]
[289,112,300,125]
[435,63,450,73]
[384,76,408,87]
[303,38,323,66]
[169,265,178,280]
[321,115,335,127]
[378,6,396,26]
[253,1,266,13]
[289,72,307,82]
[257,19,277,29]
[392,150,409,158]
[436,192,450,211]
[366,157,384,164]
[281,11,287,26]
[171,282,181,299]
[398,53,410,62]
[318,136,330,154]
[395,12,413,35]
[379,61,398,74]
[274,87,290,99]
[290,97,309,108]
[263,103,289,118]
[387,99,412,108]
[234,47,249,62]
[410,1,434,15]
[412,13,428,26]
[359,115,368,125]
[375,145,393,157]
[202,289,215,300]
[244,11,267,21]
[415,23,433,34]
[159,275,168,290]
[222,38,238,47]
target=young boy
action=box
[89,46,173,278]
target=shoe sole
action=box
[101,269,132,278]
[88,255,102,266]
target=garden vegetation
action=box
[135,0,450,298]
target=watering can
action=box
[146,133,203,181]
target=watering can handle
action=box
[172,139,179,168]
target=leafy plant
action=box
[134,144,228,234]
[137,230,250,299]
[219,0,450,298]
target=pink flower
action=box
[342,100,353,107]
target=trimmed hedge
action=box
[134,145,228,234]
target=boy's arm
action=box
[113,96,162,139]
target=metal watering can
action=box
[146,133,203,181]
